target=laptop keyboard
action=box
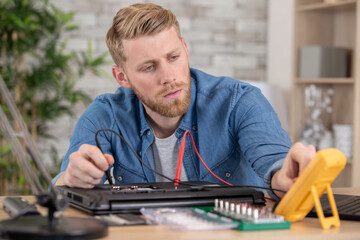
[308,194,360,221]
[336,195,360,216]
[94,183,206,194]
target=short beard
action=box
[130,72,191,118]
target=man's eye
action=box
[144,65,153,71]
[170,55,178,61]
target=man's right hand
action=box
[55,144,114,188]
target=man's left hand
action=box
[271,142,316,197]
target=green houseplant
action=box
[0,0,110,194]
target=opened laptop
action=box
[56,181,265,215]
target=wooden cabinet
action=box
[291,0,360,186]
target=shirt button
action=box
[192,126,197,131]
[147,131,151,135]
[117,176,123,181]
[225,172,231,178]
[139,151,142,156]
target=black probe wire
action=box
[95,129,213,187]
[94,128,287,195]
[95,128,177,184]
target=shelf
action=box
[297,0,356,11]
[296,78,354,84]
[293,0,359,187]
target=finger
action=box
[68,152,106,181]
[80,158,108,179]
[104,154,115,166]
[78,144,110,171]
[284,142,310,177]
[67,174,100,188]
[307,145,316,155]
[63,166,101,188]
[293,143,316,174]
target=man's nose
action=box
[159,63,176,85]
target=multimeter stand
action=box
[311,183,340,229]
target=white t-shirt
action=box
[152,133,188,182]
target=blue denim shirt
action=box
[54,68,291,191]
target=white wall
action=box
[267,0,295,133]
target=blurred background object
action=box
[0,0,110,195]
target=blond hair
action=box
[106,3,181,69]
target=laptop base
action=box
[57,181,265,215]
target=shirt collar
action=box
[177,76,197,132]
[138,100,151,137]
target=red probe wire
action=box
[174,130,233,188]
[173,130,278,202]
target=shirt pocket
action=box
[113,162,147,183]
[201,147,240,183]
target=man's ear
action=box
[112,65,131,88]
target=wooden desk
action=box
[1,188,360,240]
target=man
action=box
[53,3,315,198]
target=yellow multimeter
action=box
[274,148,347,229]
